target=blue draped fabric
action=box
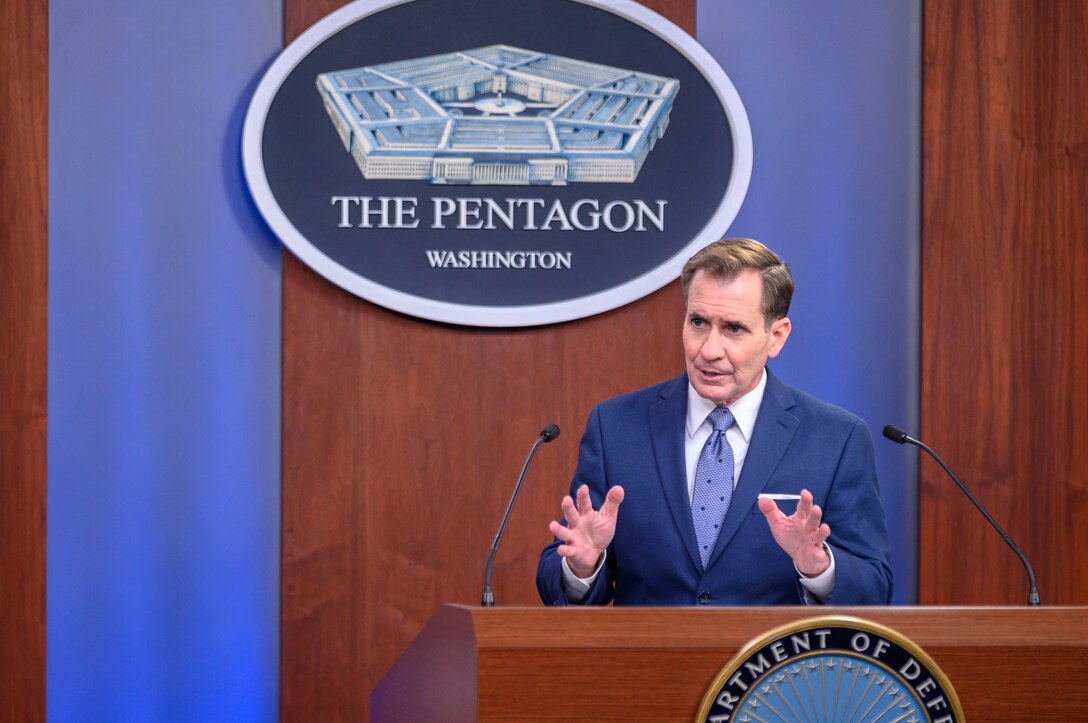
[48,1,282,719]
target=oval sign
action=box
[242,0,752,327]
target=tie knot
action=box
[709,407,733,432]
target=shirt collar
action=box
[686,367,767,443]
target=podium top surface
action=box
[444,603,1088,649]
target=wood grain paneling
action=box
[0,0,48,719]
[281,1,696,719]
[922,0,1088,604]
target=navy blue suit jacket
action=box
[537,370,892,606]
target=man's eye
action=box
[690,317,705,328]
[728,324,744,334]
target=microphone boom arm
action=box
[884,425,1040,606]
[482,424,559,607]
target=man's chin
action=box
[693,380,733,406]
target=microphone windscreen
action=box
[540,423,561,442]
[882,424,908,444]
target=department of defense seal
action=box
[695,616,964,723]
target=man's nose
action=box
[701,331,725,359]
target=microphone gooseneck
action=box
[883,424,1040,606]
[482,424,561,607]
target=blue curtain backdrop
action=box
[47,0,918,720]
[48,0,282,720]
[697,0,921,603]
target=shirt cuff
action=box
[797,544,835,604]
[560,552,606,604]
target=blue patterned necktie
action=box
[692,407,735,569]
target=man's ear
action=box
[767,317,791,358]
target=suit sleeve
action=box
[819,418,894,604]
[537,406,616,606]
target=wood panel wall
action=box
[0,0,48,719]
[280,2,695,719]
[921,0,1088,604]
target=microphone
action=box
[882,425,1040,606]
[481,424,560,607]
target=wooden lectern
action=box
[371,604,1088,721]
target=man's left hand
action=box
[757,489,830,577]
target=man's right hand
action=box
[548,484,625,578]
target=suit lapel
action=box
[649,374,703,572]
[706,370,799,569]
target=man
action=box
[537,238,892,606]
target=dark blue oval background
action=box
[262,0,734,306]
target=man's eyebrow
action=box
[687,311,750,329]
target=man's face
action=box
[683,269,791,406]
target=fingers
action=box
[576,484,593,516]
[775,489,831,545]
[551,485,622,557]
[569,484,624,520]
[805,503,826,540]
[801,507,830,548]
[758,488,833,566]
[549,519,574,543]
[757,496,778,517]
[560,494,580,527]
[600,485,625,518]
[796,490,824,527]
[796,488,814,516]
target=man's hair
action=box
[680,238,793,325]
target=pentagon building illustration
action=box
[316,45,680,185]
